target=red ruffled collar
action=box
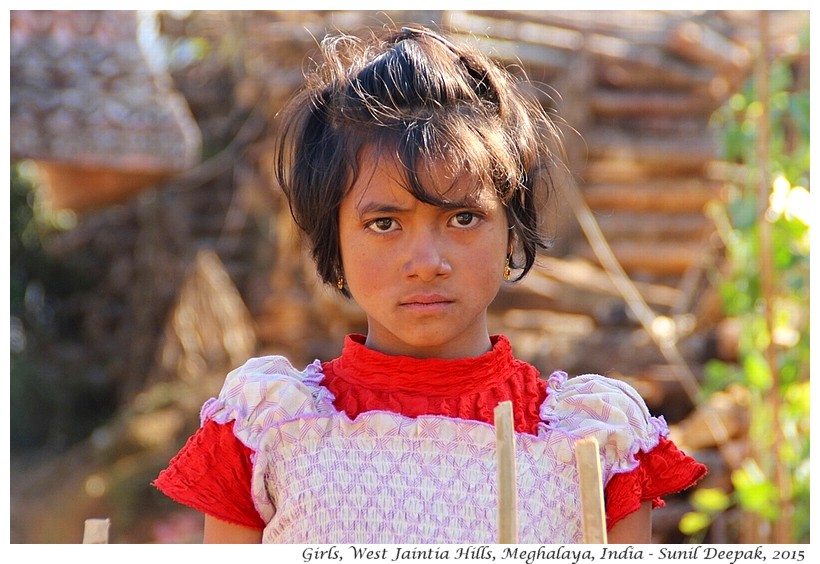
[327,333,519,397]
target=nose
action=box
[401,229,452,282]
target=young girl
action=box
[154,25,706,544]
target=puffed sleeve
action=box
[539,371,706,529]
[540,371,667,479]
[153,355,336,528]
[201,356,335,450]
[153,419,264,530]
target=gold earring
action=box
[503,256,512,281]
[337,276,345,290]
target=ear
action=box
[506,225,517,255]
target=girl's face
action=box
[338,148,510,359]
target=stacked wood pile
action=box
[466,10,751,415]
[9,10,808,544]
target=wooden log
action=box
[593,212,712,240]
[82,518,110,544]
[668,20,751,73]
[576,240,704,277]
[574,437,607,544]
[602,116,712,138]
[494,400,518,544]
[589,89,717,118]
[582,179,720,213]
[584,128,717,168]
[490,9,676,45]
[587,33,716,89]
[581,158,665,184]
[584,160,709,185]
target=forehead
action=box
[348,145,495,209]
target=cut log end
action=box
[83,518,110,544]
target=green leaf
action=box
[784,381,810,413]
[735,483,779,519]
[743,350,773,391]
[691,488,732,513]
[703,359,742,393]
[679,512,711,535]
[732,464,779,519]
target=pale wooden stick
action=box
[83,518,110,544]
[574,437,608,544]
[494,400,518,544]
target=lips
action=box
[399,294,455,314]
[400,294,454,306]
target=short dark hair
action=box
[273,25,565,295]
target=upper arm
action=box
[203,515,263,544]
[606,501,652,544]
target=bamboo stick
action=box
[494,400,518,544]
[83,518,110,544]
[754,11,791,544]
[574,437,608,544]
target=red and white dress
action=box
[155,334,705,543]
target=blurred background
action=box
[9,10,809,543]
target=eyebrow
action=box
[356,196,487,218]
[355,201,412,217]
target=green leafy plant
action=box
[681,29,809,543]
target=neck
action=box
[363,333,493,360]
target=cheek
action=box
[478,226,510,267]
[342,244,385,289]
[466,242,507,287]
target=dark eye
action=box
[366,218,398,233]
[450,212,479,228]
